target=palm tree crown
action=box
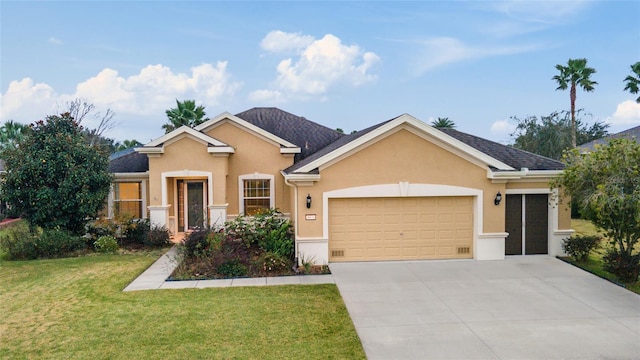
[431,117,456,129]
[162,99,207,134]
[552,58,597,148]
[623,61,640,103]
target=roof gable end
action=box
[136,125,234,154]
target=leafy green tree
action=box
[552,138,640,282]
[0,113,112,234]
[552,58,598,148]
[0,120,30,151]
[431,117,456,129]
[510,110,608,160]
[114,139,143,152]
[162,99,207,133]
[623,61,640,103]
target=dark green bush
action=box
[144,224,171,247]
[37,228,86,258]
[216,259,247,278]
[124,218,150,245]
[226,209,293,260]
[0,222,38,260]
[0,223,85,260]
[562,235,601,262]
[603,250,640,283]
[182,228,215,258]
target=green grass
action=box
[567,219,640,294]
[0,252,365,360]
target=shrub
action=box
[37,228,86,258]
[144,224,171,247]
[182,228,214,258]
[603,250,640,283]
[253,252,291,275]
[216,259,247,278]
[94,235,118,253]
[0,223,85,260]
[86,218,117,240]
[124,218,150,245]
[226,209,294,259]
[0,222,38,260]
[562,235,601,262]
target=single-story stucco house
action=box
[108,107,573,264]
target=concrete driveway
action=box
[330,256,640,360]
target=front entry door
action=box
[505,194,549,255]
[178,180,207,231]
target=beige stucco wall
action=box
[295,128,507,238]
[204,121,294,216]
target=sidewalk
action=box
[123,246,334,291]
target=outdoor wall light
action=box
[494,191,502,206]
[306,194,312,209]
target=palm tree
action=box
[114,139,143,152]
[162,99,207,133]
[431,117,456,129]
[623,61,640,103]
[552,58,598,148]
[0,120,30,151]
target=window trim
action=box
[110,181,147,219]
[238,173,274,215]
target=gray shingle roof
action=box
[440,129,565,171]
[235,107,344,161]
[578,125,640,152]
[108,148,148,173]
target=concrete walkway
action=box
[123,246,334,291]
[331,256,640,360]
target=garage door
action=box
[329,197,474,262]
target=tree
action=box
[0,120,30,151]
[0,113,112,234]
[162,99,207,133]
[431,117,456,129]
[623,61,640,103]
[65,98,117,148]
[552,58,598,148]
[114,139,143,152]
[552,138,640,282]
[510,110,608,160]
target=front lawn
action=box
[566,219,640,295]
[0,252,365,359]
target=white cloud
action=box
[1,62,242,141]
[490,119,517,136]
[248,89,284,103]
[49,37,63,45]
[607,100,640,126]
[260,30,314,53]
[255,31,380,100]
[413,37,539,75]
[0,78,58,122]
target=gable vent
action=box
[331,250,345,258]
[457,247,470,254]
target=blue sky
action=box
[1,1,639,144]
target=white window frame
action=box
[238,173,274,215]
[111,181,146,219]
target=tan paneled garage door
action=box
[329,197,474,262]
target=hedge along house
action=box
[109,107,572,263]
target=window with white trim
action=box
[114,182,143,218]
[239,174,274,215]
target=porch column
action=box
[209,204,228,228]
[148,205,171,229]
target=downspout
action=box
[282,172,300,267]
